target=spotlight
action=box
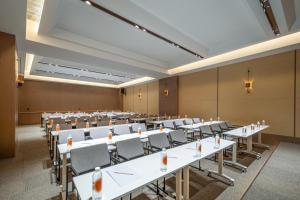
[85,1,91,6]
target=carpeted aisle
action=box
[243,142,300,200]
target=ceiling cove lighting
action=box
[168,31,300,75]
[25,53,155,88]
[79,0,203,59]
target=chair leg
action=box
[156,180,159,195]
[66,167,69,199]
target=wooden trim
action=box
[294,50,297,137]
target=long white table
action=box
[179,120,223,130]
[223,124,270,159]
[73,137,235,200]
[57,129,172,199]
[148,118,190,129]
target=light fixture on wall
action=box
[163,84,169,96]
[244,69,253,94]
[138,89,142,100]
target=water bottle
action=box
[257,121,260,128]
[195,139,202,157]
[210,118,213,123]
[160,148,167,172]
[107,131,113,144]
[262,120,265,126]
[92,167,102,200]
[217,116,220,121]
[159,124,163,132]
[138,127,142,136]
[214,134,220,149]
[55,124,60,132]
[201,119,204,124]
[67,134,73,151]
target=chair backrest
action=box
[113,124,131,135]
[219,122,228,130]
[200,125,213,135]
[58,129,85,144]
[184,119,193,125]
[60,123,72,130]
[70,143,110,174]
[76,122,87,129]
[116,137,144,161]
[174,119,185,128]
[131,123,147,132]
[163,120,175,129]
[193,118,201,123]
[169,129,188,144]
[226,121,233,128]
[210,123,222,132]
[90,127,111,139]
[148,133,170,150]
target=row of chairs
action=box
[66,129,187,198]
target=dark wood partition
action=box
[159,76,178,116]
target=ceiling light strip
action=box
[259,0,280,36]
[81,0,204,58]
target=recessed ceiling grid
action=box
[31,59,141,85]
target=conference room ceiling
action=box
[2,0,300,87]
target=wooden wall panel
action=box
[218,51,295,136]
[0,32,16,158]
[296,50,300,138]
[18,80,121,125]
[122,81,159,115]
[178,69,218,119]
[147,81,159,114]
[159,77,178,115]
[133,84,148,114]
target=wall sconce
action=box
[163,89,169,96]
[244,69,253,94]
[138,89,142,100]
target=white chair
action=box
[199,125,214,138]
[116,137,145,161]
[174,119,185,129]
[89,127,110,139]
[58,129,85,144]
[131,123,147,132]
[193,118,201,123]
[68,143,111,197]
[113,124,131,135]
[148,133,170,152]
[169,130,188,146]
[163,120,175,129]
[184,119,193,125]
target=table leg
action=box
[208,149,234,186]
[253,132,270,150]
[240,136,261,159]
[183,166,189,200]
[247,136,253,152]
[53,136,57,161]
[61,153,67,200]
[223,142,247,172]
[176,169,182,200]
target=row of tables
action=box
[52,119,269,200]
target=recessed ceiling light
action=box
[85,1,91,6]
[135,25,139,29]
[142,28,146,32]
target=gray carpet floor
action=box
[243,142,300,200]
